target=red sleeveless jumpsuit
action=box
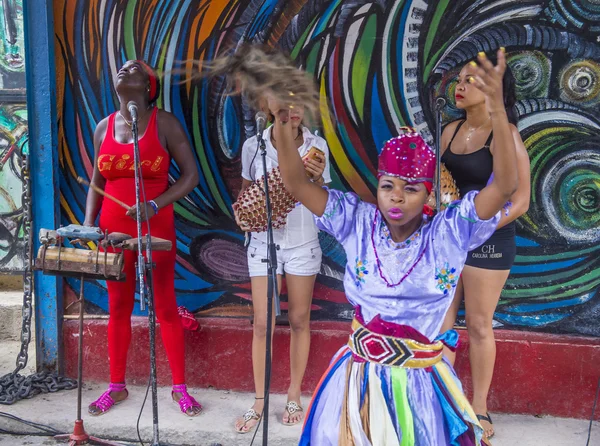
[98,108,185,385]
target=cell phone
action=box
[304,147,324,162]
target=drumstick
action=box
[77,177,132,211]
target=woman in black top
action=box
[439,51,531,440]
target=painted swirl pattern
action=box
[55,0,600,336]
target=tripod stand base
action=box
[54,419,122,445]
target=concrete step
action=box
[63,318,600,421]
[0,339,36,375]
[0,383,598,446]
[0,289,34,342]
[0,340,598,446]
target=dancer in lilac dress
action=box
[269,50,517,445]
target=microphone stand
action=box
[258,129,281,446]
[434,99,446,212]
[131,111,161,446]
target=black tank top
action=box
[441,120,515,234]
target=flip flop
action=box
[282,401,304,426]
[476,412,495,439]
[236,408,262,434]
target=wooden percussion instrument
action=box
[427,163,460,210]
[34,226,173,282]
[234,147,325,233]
[36,245,125,281]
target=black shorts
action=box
[465,224,516,270]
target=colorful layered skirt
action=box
[299,313,486,446]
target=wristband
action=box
[148,200,159,215]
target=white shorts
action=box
[247,239,322,277]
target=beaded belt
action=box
[347,318,444,369]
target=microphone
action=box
[127,101,139,122]
[434,97,447,111]
[255,111,267,137]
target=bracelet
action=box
[148,200,159,214]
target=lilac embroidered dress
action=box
[299,189,499,446]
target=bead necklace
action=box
[370,209,427,288]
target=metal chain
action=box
[0,146,77,405]
[16,148,32,373]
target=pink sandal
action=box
[172,384,202,417]
[88,382,128,416]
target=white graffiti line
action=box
[432,5,543,75]
[107,6,119,93]
[403,0,428,134]
[300,10,320,54]
[164,0,194,114]
[343,12,370,126]
[518,111,600,131]
[317,34,331,78]
[460,0,534,22]
[303,11,332,80]
[99,0,107,36]
[321,263,344,281]
[382,0,403,132]
[117,8,123,62]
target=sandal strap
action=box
[108,382,127,392]
[242,408,261,422]
[172,384,188,393]
[476,413,492,424]
[172,384,202,414]
[91,383,127,413]
[285,401,303,415]
[91,391,114,412]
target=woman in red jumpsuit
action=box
[83,61,201,416]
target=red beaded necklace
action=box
[370,209,427,288]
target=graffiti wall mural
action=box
[0,0,26,273]
[0,0,25,89]
[0,104,26,271]
[54,1,600,336]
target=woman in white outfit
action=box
[232,104,331,432]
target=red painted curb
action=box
[64,318,600,420]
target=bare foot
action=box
[172,391,202,416]
[88,388,128,416]
[235,400,263,433]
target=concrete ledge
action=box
[0,340,37,375]
[0,274,23,290]
[2,385,301,446]
[1,384,598,446]
[63,317,600,421]
[0,290,28,341]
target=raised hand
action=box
[267,94,296,124]
[468,48,507,115]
